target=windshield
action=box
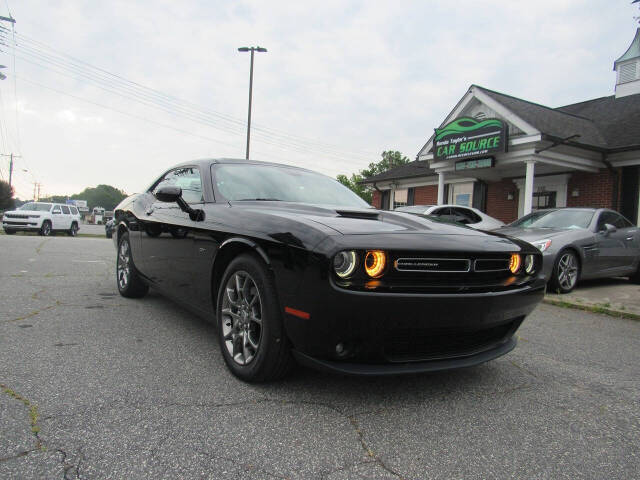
[18,202,52,212]
[519,209,594,230]
[508,210,552,228]
[213,163,370,208]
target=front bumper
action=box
[282,276,545,374]
[2,221,40,231]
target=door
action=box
[594,211,638,272]
[50,205,65,230]
[60,205,73,230]
[139,166,205,303]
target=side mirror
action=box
[601,223,617,235]
[154,185,205,222]
[155,185,182,203]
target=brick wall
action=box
[567,170,617,209]
[413,185,438,205]
[371,190,382,209]
[486,179,519,223]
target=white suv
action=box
[2,202,81,236]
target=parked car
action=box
[112,159,544,381]
[395,204,504,230]
[495,208,640,293]
[105,219,115,238]
[2,202,81,236]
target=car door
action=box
[611,212,639,272]
[60,205,72,230]
[50,205,65,230]
[594,211,633,271]
[139,166,205,303]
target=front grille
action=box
[383,319,520,362]
[474,258,510,272]
[4,221,28,226]
[6,214,29,219]
[395,257,470,272]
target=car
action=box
[495,208,640,293]
[111,159,545,381]
[105,219,115,238]
[394,204,504,230]
[2,202,81,236]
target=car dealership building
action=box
[364,28,640,225]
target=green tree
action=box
[71,184,127,211]
[337,150,410,203]
[0,180,15,211]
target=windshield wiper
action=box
[235,198,282,201]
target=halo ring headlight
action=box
[364,250,387,278]
[524,254,536,274]
[509,253,522,274]
[334,250,358,278]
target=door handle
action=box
[626,236,634,241]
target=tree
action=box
[71,185,127,211]
[337,150,411,204]
[0,180,15,211]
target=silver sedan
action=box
[495,208,640,293]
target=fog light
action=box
[509,254,522,274]
[333,250,357,278]
[364,250,386,278]
[524,254,535,274]
[335,343,345,354]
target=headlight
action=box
[532,239,552,252]
[509,253,522,274]
[333,250,358,278]
[364,250,387,278]
[524,254,536,274]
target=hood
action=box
[231,201,487,236]
[4,209,44,215]
[495,226,582,242]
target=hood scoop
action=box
[335,210,380,220]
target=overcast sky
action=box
[1,0,638,199]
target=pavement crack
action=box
[57,448,81,480]
[1,301,61,324]
[509,359,539,379]
[0,449,39,462]
[0,383,45,452]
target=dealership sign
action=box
[434,117,507,162]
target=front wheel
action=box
[4,229,15,235]
[39,220,52,236]
[549,250,579,293]
[117,232,149,298]
[216,253,294,382]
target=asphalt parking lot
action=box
[1,236,639,479]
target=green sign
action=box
[455,157,494,171]
[434,117,507,162]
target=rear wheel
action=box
[549,250,579,293]
[216,253,294,382]
[39,221,52,236]
[68,222,78,237]
[117,232,149,298]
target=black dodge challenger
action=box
[112,159,545,381]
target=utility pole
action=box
[0,153,21,188]
[237,46,267,159]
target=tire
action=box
[629,263,640,284]
[116,231,149,298]
[106,231,112,239]
[68,222,78,237]
[549,249,580,293]
[39,220,52,236]
[216,253,294,382]
[4,229,15,235]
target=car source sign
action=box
[434,117,507,162]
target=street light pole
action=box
[238,46,267,160]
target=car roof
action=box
[174,158,320,176]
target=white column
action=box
[523,160,536,216]
[389,185,395,210]
[437,172,445,205]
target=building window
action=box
[394,188,408,207]
[533,191,556,210]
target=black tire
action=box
[629,263,640,284]
[39,220,52,236]
[549,249,580,293]
[106,231,112,239]
[216,253,294,382]
[68,222,78,237]
[116,231,149,298]
[4,229,16,235]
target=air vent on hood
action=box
[335,210,380,220]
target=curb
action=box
[543,297,640,321]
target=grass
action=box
[0,230,107,239]
[0,383,44,450]
[543,297,640,321]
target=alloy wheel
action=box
[42,222,51,236]
[557,252,578,290]
[117,240,131,290]
[71,224,78,236]
[221,271,263,366]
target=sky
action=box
[0,0,638,199]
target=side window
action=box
[61,205,70,214]
[52,205,61,214]
[597,212,618,231]
[70,206,78,215]
[153,167,203,204]
[432,207,451,218]
[611,213,632,229]
[453,207,481,224]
